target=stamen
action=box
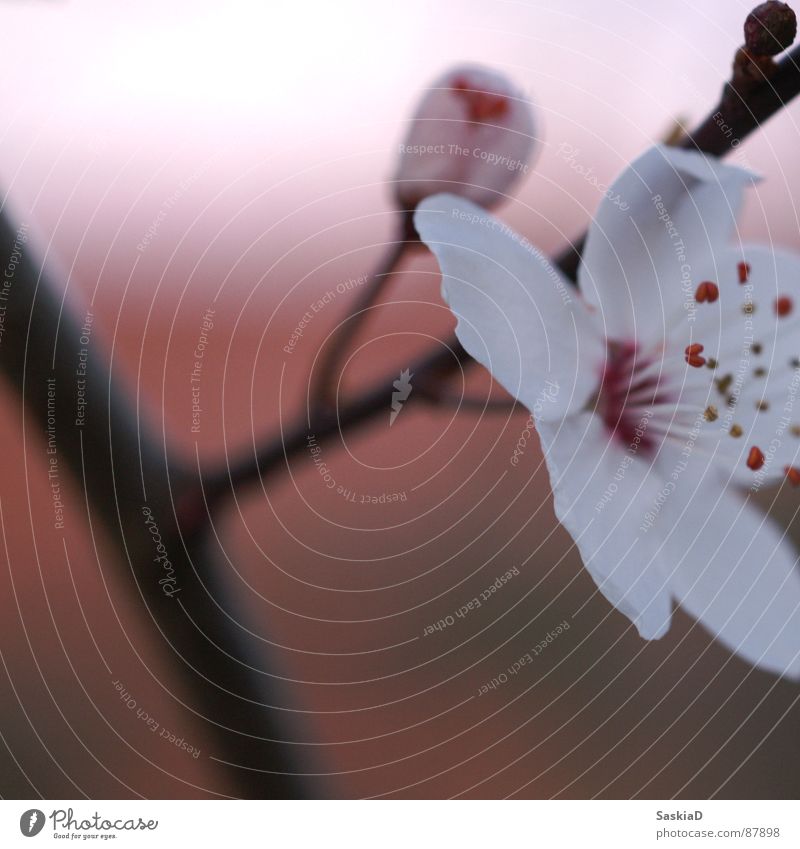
[791,425,800,436]
[792,358,800,369]
[775,295,793,317]
[753,367,766,377]
[684,343,706,367]
[738,261,750,284]
[730,424,743,437]
[747,446,765,470]
[742,302,755,315]
[756,400,769,411]
[695,281,719,303]
[703,405,719,422]
[715,374,733,394]
[706,357,718,369]
[752,343,762,354]
[785,466,800,486]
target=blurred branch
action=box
[0,213,313,799]
[414,384,521,413]
[201,338,472,512]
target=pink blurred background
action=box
[0,0,799,798]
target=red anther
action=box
[684,342,706,367]
[738,261,751,284]
[747,446,766,471]
[785,466,800,486]
[695,281,719,303]
[775,295,793,317]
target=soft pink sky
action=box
[1,0,798,303]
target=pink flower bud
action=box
[394,65,536,209]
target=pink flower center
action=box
[596,341,668,453]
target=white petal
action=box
[537,413,673,638]
[658,475,800,678]
[579,145,757,342]
[415,194,604,420]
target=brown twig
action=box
[310,224,410,414]
[413,383,520,412]
[557,40,800,281]
[202,338,471,512]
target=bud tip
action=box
[744,1,797,55]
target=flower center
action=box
[595,341,669,454]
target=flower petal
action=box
[658,474,800,678]
[579,145,757,342]
[537,413,673,638]
[415,194,604,420]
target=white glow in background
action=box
[0,0,796,279]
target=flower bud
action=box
[394,65,536,210]
[744,1,797,55]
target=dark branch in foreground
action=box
[0,215,315,798]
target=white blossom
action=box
[416,145,800,677]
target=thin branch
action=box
[684,42,800,156]
[310,219,411,414]
[202,340,470,512]
[414,384,521,412]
